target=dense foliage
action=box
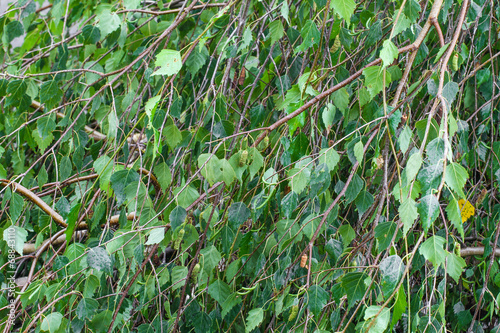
[1,0,500,332]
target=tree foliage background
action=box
[1,0,500,332]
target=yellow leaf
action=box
[458,199,475,222]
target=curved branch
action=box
[0,179,67,227]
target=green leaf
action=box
[404,152,422,184]
[419,235,446,267]
[9,192,24,224]
[444,162,468,198]
[145,95,161,128]
[442,81,459,111]
[363,306,390,333]
[398,125,412,154]
[399,198,418,235]
[186,46,208,75]
[375,222,402,253]
[338,224,355,248]
[307,285,329,317]
[445,198,465,239]
[330,0,356,25]
[341,272,368,309]
[222,293,243,319]
[153,162,172,191]
[40,80,63,109]
[198,154,221,185]
[281,192,298,218]
[345,173,364,204]
[289,167,311,195]
[169,206,187,230]
[446,252,466,283]
[219,159,236,186]
[269,20,284,44]
[164,124,182,149]
[110,169,140,205]
[391,286,407,327]
[228,202,251,230]
[363,65,391,98]
[3,226,27,255]
[379,255,405,296]
[208,279,232,305]
[318,148,340,171]
[152,49,182,76]
[380,40,398,68]
[333,88,350,114]
[41,312,63,332]
[97,9,121,36]
[65,203,81,243]
[80,25,101,44]
[93,155,115,195]
[87,247,113,273]
[322,103,336,128]
[76,298,99,320]
[355,190,373,217]
[145,228,165,245]
[245,308,264,333]
[200,245,222,273]
[417,194,440,232]
[5,21,24,43]
[171,266,188,291]
[353,141,364,163]
[295,20,320,53]
[7,79,27,99]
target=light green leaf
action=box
[419,235,446,267]
[153,162,172,191]
[380,40,398,68]
[399,198,418,235]
[398,125,412,154]
[363,65,391,98]
[289,167,311,194]
[354,141,364,163]
[330,0,356,25]
[269,20,284,44]
[445,198,465,239]
[445,162,468,198]
[208,279,231,305]
[322,103,336,128]
[318,148,340,171]
[333,88,349,114]
[145,95,161,128]
[405,152,422,184]
[145,228,165,245]
[41,312,63,332]
[219,159,236,186]
[245,308,264,333]
[3,226,27,255]
[97,10,121,37]
[338,224,355,248]
[152,49,182,76]
[446,251,466,283]
[171,266,188,291]
[363,306,390,333]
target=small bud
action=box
[239,150,248,166]
[288,305,299,322]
